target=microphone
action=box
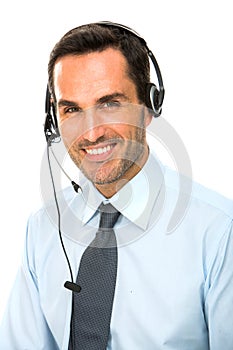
[71,181,81,194]
[64,281,81,293]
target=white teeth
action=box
[86,145,112,155]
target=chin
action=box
[88,172,119,185]
[88,160,134,185]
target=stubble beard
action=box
[68,124,147,186]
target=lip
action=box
[82,142,117,162]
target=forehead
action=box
[54,48,129,85]
[53,48,137,106]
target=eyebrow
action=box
[58,99,79,109]
[57,92,130,110]
[97,92,129,104]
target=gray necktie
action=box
[68,202,121,350]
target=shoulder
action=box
[164,166,233,220]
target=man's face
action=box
[53,48,152,191]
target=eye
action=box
[64,107,80,114]
[99,101,121,110]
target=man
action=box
[1,22,233,349]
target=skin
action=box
[53,48,152,198]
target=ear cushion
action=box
[44,91,60,144]
[145,83,161,117]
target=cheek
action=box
[60,119,86,148]
[109,121,146,143]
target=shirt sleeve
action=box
[204,220,233,349]
[0,217,59,350]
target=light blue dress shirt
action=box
[1,152,233,349]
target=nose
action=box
[81,108,105,142]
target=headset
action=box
[44,21,165,145]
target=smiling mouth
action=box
[82,142,116,161]
[85,144,114,155]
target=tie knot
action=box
[98,203,121,229]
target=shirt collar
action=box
[79,150,164,230]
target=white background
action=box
[0,0,232,319]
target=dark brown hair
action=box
[48,23,150,103]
